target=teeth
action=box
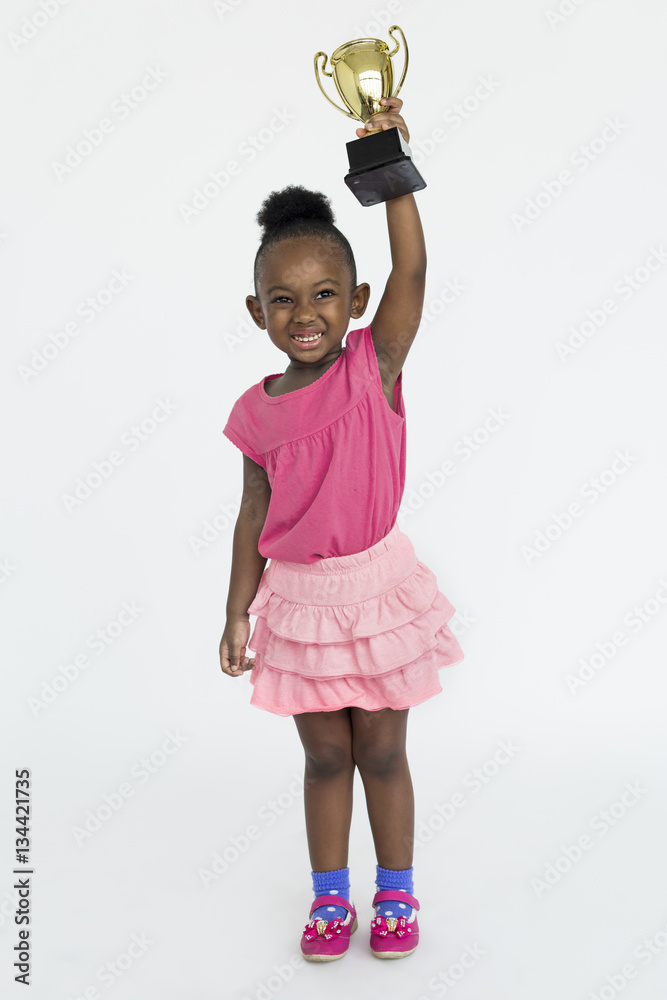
[293,332,322,342]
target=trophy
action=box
[314,25,426,207]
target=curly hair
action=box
[252,184,357,294]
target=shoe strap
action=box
[372,889,420,910]
[309,894,356,919]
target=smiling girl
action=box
[219,97,465,962]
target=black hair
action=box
[252,184,357,295]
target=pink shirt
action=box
[222,323,406,564]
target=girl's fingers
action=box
[362,111,409,143]
[220,644,245,676]
[354,97,409,138]
[365,114,400,129]
[379,96,403,111]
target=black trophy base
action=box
[344,125,426,207]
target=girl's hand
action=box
[355,96,409,143]
[219,616,256,677]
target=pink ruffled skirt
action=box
[246,522,464,716]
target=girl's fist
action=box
[219,617,256,677]
[355,96,409,143]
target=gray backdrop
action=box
[3,1,667,998]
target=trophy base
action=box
[344,126,426,206]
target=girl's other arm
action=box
[219,453,271,677]
[355,97,427,382]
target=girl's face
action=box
[246,236,370,369]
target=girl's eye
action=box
[270,289,336,303]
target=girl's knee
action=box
[352,743,407,778]
[350,706,408,776]
[304,742,355,780]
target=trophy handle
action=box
[314,52,358,119]
[387,25,409,99]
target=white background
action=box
[2,1,667,997]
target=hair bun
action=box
[256,184,335,234]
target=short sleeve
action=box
[222,425,265,467]
[222,395,266,468]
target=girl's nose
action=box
[293,302,317,322]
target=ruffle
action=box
[244,524,465,716]
[247,559,443,645]
[248,588,457,679]
[248,625,464,717]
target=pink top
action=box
[222,323,406,564]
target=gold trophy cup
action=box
[314,25,426,206]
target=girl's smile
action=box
[290,329,324,349]
[246,236,370,371]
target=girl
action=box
[219,97,464,962]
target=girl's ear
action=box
[350,282,371,318]
[246,295,266,329]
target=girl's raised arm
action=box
[356,97,427,381]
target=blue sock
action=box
[311,867,350,922]
[375,864,414,919]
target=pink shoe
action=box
[301,894,358,962]
[370,890,420,959]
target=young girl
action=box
[219,97,464,962]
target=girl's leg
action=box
[349,707,414,869]
[292,707,356,872]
